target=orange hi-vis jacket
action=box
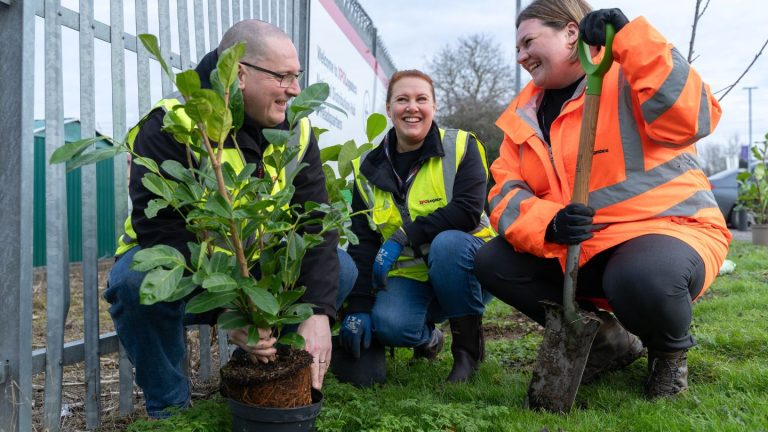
[489,17,731,298]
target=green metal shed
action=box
[33,119,116,267]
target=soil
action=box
[221,346,313,408]
[30,261,222,431]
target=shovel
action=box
[526,23,616,413]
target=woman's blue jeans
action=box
[368,230,490,348]
[104,246,358,418]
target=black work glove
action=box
[545,203,606,245]
[579,8,629,46]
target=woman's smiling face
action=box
[386,76,436,152]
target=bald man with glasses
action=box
[104,19,356,418]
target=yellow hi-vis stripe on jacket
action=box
[351,128,495,282]
[115,96,311,257]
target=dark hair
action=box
[386,70,436,104]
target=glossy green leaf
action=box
[131,155,159,173]
[277,332,305,349]
[65,147,123,173]
[139,266,185,305]
[247,326,261,346]
[176,70,201,98]
[49,136,108,164]
[161,160,195,183]
[217,42,246,91]
[141,174,174,201]
[366,113,388,143]
[337,139,359,179]
[262,129,290,147]
[202,273,238,292]
[242,280,280,316]
[138,34,173,81]
[131,245,186,271]
[165,276,198,302]
[185,290,238,314]
[205,192,232,219]
[145,198,169,219]
[320,144,342,163]
[217,310,252,330]
[277,288,306,308]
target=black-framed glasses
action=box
[240,61,303,88]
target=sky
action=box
[357,0,768,151]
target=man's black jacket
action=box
[129,50,340,318]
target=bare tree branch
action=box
[687,0,710,63]
[716,37,768,101]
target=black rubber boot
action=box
[645,349,688,399]
[412,327,444,361]
[330,335,386,388]
[581,311,645,384]
[446,315,484,383]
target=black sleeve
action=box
[130,109,196,260]
[345,180,382,314]
[291,130,341,320]
[403,135,487,249]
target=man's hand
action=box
[372,228,408,290]
[579,8,629,46]
[339,312,373,359]
[298,314,332,390]
[227,327,277,364]
[545,203,607,245]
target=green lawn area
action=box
[120,240,768,432]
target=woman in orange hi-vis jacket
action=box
[474,0,730,399]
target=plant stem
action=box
[199,128,250,278]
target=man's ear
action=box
[237,65,246,90]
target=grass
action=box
[113,241,768,432]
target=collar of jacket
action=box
[193,49,289,157]
[360,122,443,194]
[496,80,586,146]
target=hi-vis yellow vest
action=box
[115,96,311,257]
[351,128,495,282]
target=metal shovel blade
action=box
[526,301,602,413]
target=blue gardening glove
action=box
[340,312,373,359]
[545,203,607,245]
[372,228,408,290]
[579,8,629,46]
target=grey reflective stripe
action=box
[591,72,713,214]
[490,179,533,213]
[589,152,702,210]
[441,128,459,203]
[617,73,645,173]
[692,83,711,141]
[657,189,718,217]
[498,187,535,235]
[640,48,690,125]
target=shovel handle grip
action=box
[563,24,616,321]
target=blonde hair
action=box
[517,0,593,61]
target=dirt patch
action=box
[30,261,224,431]
[483,311,543,341]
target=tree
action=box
[427,34,516,163]
[696,133,741,175]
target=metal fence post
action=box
[0,2,35,431]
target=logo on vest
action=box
[418,197,443,205]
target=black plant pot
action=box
[228,388,323,432]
